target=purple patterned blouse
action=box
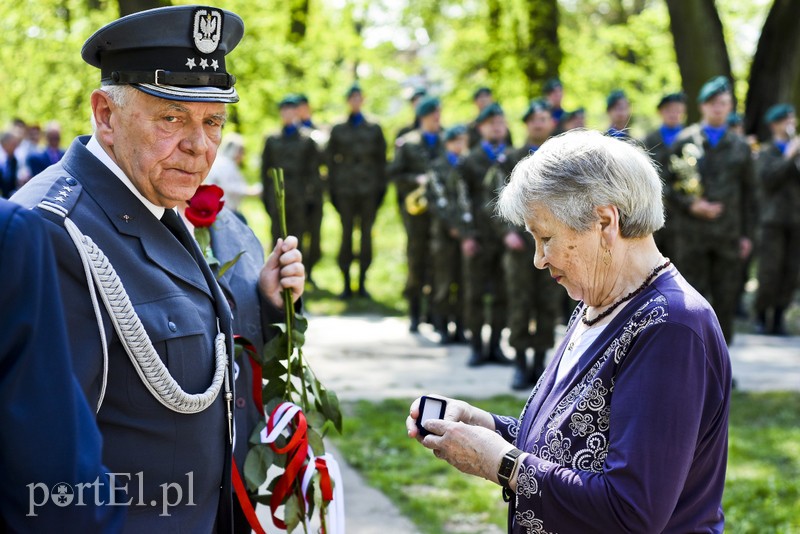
[492,267,731,533]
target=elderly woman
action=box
[406,130,731,533]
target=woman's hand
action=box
[258,236,305,309]
[406,395,474,438]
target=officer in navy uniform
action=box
[1,198,125,532]
[12,6,305,532]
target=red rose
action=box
[186,185,225,228]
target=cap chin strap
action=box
[38,201,230,415]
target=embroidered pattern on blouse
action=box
[515,509,554,534]
[496,415,520,439]
[516,462,540,497]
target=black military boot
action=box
[510,349,530,390]
[433,315,450,345]
[339,272,352,300]
[467,334,484,367]
[486,327,511,365]
[452,320,468,344]
[358,270,371,299]
[528,349,546,384]
[772,307,787,336]
[409,298,421,333]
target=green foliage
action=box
[332,392,800,534]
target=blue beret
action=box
[543,78,562,94]
[278,95,300,109]
[346,83,362,98]
[697,76,731,104]
[415,96,441,118]
[522,99,552,122]
[606,90,627,111]
[473,86,492,100]
[476,102,504,124]
[82,6,243,103]
[444,124,468,142]
[295,94,309,104]
[764,103,795,124]
[657,92,686,109]
[726,112,743,127]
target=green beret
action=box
[543,77,562,94]
[476,102,504,124]
[415,96,441,118]
[473,86,492,100]
[410,86,427,102]
[606,90,627,111]
[726,112,742,127]
[522,99,552,122]
[444,124,468,142]
[764,103,795,124]
[657,92,686,109]
[278,94,300,109]
[697,76,731,104]
[345,83,362,98]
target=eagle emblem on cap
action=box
[193,8,223,55]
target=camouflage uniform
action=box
[427,152,473,339]
[642,127,681,260]
[754,141,800,332]
[300,123,330,280]
[668,124,756,343]
[326,116,387,294]
[388,130,444,325]
[260,127,320,251]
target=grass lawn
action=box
[332,392,800,534]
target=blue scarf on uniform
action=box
[775,140,789,155]
[607,127,628,139]
[527,144,541,155]
[446,152,460,167]
[349,112,365,126]
[481,140,506,162]
[283,124,298,136]
[301,119,314,128]
[659,125,683,147]
[702,124,727,148]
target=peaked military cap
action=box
[764,103,795,124]
[522,99,552,122]
[415,96,441,118]
[697,76,731,104]
[346,83,362,98]
[657,92,686,109]
[82,5,244,103]
[476,102,504,124]
[473,86,492,100]
[444,124,468,142]
[606,90,628,111]
[543,78,563,94]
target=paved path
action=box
[254,314,800,533]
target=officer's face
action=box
[659,102,685,128]
[479,115,508,143]
[95,89,226,208]
[700,92,732,127]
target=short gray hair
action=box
[100,85,136,108]
[497,129,664,238]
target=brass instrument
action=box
[669,142,704,198]
[405,176,429,216]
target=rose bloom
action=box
[186,184,225,228]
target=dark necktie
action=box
[160,208,201,264]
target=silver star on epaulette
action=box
[61,186,72,193]
[200,58,209,70]
[211,59,219,71]
[55,195,66,203]
[186,57,197,70]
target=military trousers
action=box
[503,248,559,353]
[755,223,800,311]
[336,190,378,275]
[463,239,506,337]
[401,208,432,301]
[676,234,741,344]
[305,191,324,273]
[431,223,463,322]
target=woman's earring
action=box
[603,249,612,266]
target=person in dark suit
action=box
[12,6,305,532]
[26,121,65,178]
[1,198,125,532]
[0,130,21,198]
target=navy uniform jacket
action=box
[0,198,124,532]
[13,136,235,533]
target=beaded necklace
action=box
[581,259,671,326]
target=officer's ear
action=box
[90,89,116,147]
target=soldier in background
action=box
[461,103,513,366]
[493,100,561,389]
[427,125,471,344]
[753,104,800,335]
[642,92,686,261]
[543,77,565,123]
[388,96,444,331]
[261,95,321,264]
[668,76,756,344]
[396,86,428,140]
[467,87,513,148]
[326,84,387,298]
[606,89,631,139]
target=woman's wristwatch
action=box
[497,447,524,490]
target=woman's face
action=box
[524,203,607,305]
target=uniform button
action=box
[65,177,77,186]
[168,321,177,332]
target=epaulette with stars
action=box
[35,175,83,222]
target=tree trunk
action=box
[486,0,502,78]
[743,0,800,139]
[517,0,561,99]
[288,0,310,43]
[118,0,168,17]
[665,0,732,124]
